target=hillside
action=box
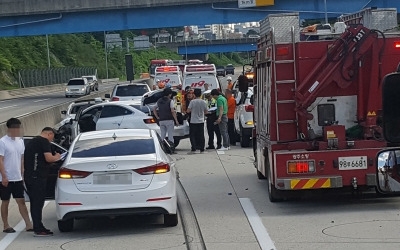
[0,33,247,90]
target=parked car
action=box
[82,75,99,91]
[225,64,235,75]
[65,78,91,98]
[141,88,190,147]
[55,129,178,232]
[60,98,106,125]
[233,85,254,147]
[105,82,151,101]
[69,100,158,140]
[216,66,226,77]
[23,137,68,200]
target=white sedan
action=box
[55,129,178,232]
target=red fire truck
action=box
[149,59,173,78]
[250,9,400,201]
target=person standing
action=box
[211,89,230,150]
[225,89,237,146]
[226,76,234,90]
[24,127,61,236]
[204,91,222,149]
[0,118,33,233]
[186,89,208,154]
[153,88,180,145]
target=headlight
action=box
[65,88,69,91]
[81,87,85,91]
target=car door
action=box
[46,142,68,199]
[96,105,127,130]
[77,106,103,133]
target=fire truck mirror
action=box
[382,73,400,143]
[238,75,249,93]
[376,149,400,193]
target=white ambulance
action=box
[182,64,221,93]
[154,66,183,89]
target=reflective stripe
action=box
[290,178,331,189]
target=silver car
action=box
[234,87,254,148]
[65,78,90,98]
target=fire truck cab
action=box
[252,9,400,201]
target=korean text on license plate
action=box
[338,156,367,170]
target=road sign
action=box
[238,0,274,8]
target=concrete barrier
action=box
[0,88,112,137]
[0,78,119,100]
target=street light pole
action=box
[324,0,328,24]
[46,34,50,68]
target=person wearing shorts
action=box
[0,118,33,233]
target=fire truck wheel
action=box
[266,166,283,202]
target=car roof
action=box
[77,129,154,141]
[116,82,148,87]
[70,78,85,80]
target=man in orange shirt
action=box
[225,89,236,146]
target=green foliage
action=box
[207,53,245,66]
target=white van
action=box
[183,64,221,92]
[154,66,183,89]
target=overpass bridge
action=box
[161,38,258,55]
[0,0,399,37]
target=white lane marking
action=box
[0,201,50,250]
[0,105,17,110]
[239,198,277,250]
[33,98,50,103]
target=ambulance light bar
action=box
[156,66,179,72]
[185,65,215,72]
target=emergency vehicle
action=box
[149,59,173,77]
[183,64,221,92]
[171,60,186,72]
[188,59,203,65]
[154,66,183,89]
[251,9,400,201]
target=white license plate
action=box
[338,156,368,170]
[93,173,132,185]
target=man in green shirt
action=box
[211,89,230,150]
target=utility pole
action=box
[324,0,328,24]
[46,34,50,68]
[104,31,109,79]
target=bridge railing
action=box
[161,37,259,47]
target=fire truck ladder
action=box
[272,26,298,141]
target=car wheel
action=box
[240,125,251,148]
[58,219,74,232]
[65,95,69,98]
[164,214,178,227]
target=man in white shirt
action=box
[0,118,33,233]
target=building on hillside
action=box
[133,35,151,50]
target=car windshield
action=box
[84,77,93,81]
[116,85,149,97]
[68,80,84,86]
[72,137,155,158]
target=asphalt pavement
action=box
[0,84,115,124]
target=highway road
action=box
[0,84,115,124]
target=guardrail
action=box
[0,78,119,100]
[0,88,113,136]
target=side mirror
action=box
[238,75,249,93]
[105,94,111,98]
[382,73,400,143]
[376,149,400,194]
[61,110,67,115]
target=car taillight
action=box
[134,163,170,175]
[245,104,254,112]
[287,161,315,174]
[59,167,92,179]
[111,97,120,101]
[143,118,157,124]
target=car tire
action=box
[58,219,74,232]
[164,214,178,227]
[65,95,69,98]
[240,125,251,148]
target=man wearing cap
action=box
[24,127,62,236]
[226,76,233,90]
[0,118,33,233]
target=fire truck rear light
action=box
[277,47,289,56]
[394,42,400,48]
[111,97,120,101]
[288,161,315,173]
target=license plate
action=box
[71,89,79,92]
[93,173,132,185]
[338,156,368,170]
